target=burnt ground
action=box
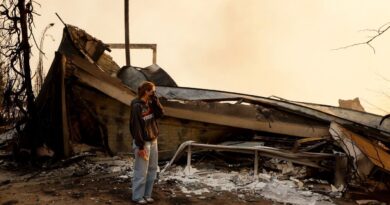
[0,155,383,205]
[0,168,265,205]
[0,156,279,205]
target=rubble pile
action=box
[159,137,390,204]
[159,165,335,205]
[0,155,134,182]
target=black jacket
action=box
[129,96,164,150]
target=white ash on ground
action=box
[158,165,336,205]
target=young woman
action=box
[130,81,164,204]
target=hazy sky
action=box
[32,0,390,115]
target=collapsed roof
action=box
[19,24,390,180]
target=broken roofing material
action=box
[331,122,390,173]
[117,64,177,91]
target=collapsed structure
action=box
[15,24,390,193]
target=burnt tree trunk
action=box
[18,0,36,118]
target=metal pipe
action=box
[187,145,192,175]
[161,141,194,173]
[188,142,333,158]
[124,0,130,66]
[254,151,258,178]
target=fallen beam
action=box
[68,54,135,106]
[163,101,330,138]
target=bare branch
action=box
[378,22,390,32]
[358,29,377,33]
[333,41,376,53]
[381,92,390,100]
[365,88,390,100]
[333,22,390,53]
[374,72,390,83]
[361,98,389,114]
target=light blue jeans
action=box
[132,140,158,201]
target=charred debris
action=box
[1,24,390,200]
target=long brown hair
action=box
[137,81,155,98]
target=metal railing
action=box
[161,141,335,177]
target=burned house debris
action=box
[1,24,390,203]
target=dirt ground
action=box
[0,155,382,205]
[0,169,267,205]
[0,157,281,205]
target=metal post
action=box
[152,46,157,64]
[106,43,156,65]
[187,145,192,174]
[254,150,259,178]
[334,154,347,188]
[124,0,131,66]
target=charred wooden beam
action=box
[292,137,327,152]
[68,54,135,106]
[163,100,330,138]
[61,56,71,157]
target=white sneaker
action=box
[144,197,154,203]
[133,198,147,204]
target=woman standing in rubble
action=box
[130,81,164,204]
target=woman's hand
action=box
[150,91,158,102]
[138,149,149,160]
